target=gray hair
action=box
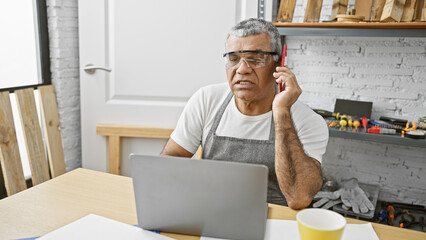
[225,18,282,61]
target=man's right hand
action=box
[272,66,302,113]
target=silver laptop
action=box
[130,154,268,240]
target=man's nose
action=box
[236,59,252,74]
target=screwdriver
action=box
[353,120,360,130]
[387,205,395,226]
[362,117,368,132]
[313,109,340,119]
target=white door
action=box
[79,0,259,175]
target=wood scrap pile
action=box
[276,0,426,22]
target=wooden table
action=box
[0,168,425,239]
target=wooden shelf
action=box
[329,128,426,148]
[273,22,426,28]
[273,22,426,37]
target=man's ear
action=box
[276,57,282,67]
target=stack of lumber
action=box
[276,0,426,22]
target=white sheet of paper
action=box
[342,222,380,240]
[38,214,175,240]
[200,219,380,240]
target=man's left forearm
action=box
[274,109,323,209]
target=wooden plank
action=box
[423,0,426,20]
[97,124,173,139]
[423,7,426,20]
[355,0,374,20]
[0,91,27,195]
[276,0,297,22]
[97,124,204,172]
[15,88,50,186]
[401,0,417,21]
[331,0,349,20]
[372,0,388,20]
[381,0,407,21]
[337,14,365,22]
[413,0,424,20]
[38,85,66,178]
[108,136,122,175]
[304,0,324,22]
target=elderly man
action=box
[162,18,328,209]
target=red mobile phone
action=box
[279,44,287,92]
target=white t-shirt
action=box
[171,82,329,163]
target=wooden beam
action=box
[355,0,374,20]
[331,0,349,20]
[97,124,173,139]
[108,136,122,175]
[304,0,324,22]
[422,0,426,20]
[277,0,297,22]
[401,0,417,21]
[372,0,388,20]
[413,0,424,20]
[15,88,50,186]
[381,0,407,21]
[38,85,66,178]
[0,92,27,195]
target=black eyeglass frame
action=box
[222,50,278,58]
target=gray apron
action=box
[202,91,287,205]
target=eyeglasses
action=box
[223,50,278,69]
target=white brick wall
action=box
[286,35,426,205]
[46,0,81,171]
[286,36,426,120]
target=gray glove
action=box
[313,178,375,214]
[313,190,342,209]
[339,178,375,214]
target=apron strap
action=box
[269,115,275,141]
[206,91,233,138]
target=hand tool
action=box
[406,129,426,139]
[369,119,404,132]
[402,122,417,137]
[339,118,348,127]
[379,116,408,127]
[387,205,395,226]
[313,109,340,119]
[326,119,339,128]
[339,115,349,130]
[362,117,368,132]
[367,126,397,135]
[279,44,287,92]
[378,209,388,223]
[398,210,415,228]
[353,120,360,129]
[404,121,417,131]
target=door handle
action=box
[83,64,112,74]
